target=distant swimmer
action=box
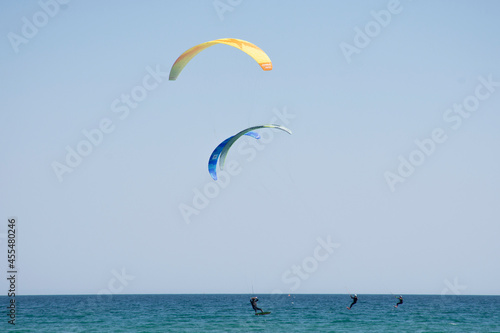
[250,297,264,314]
[347,294,358,310]
[395,295,403,308]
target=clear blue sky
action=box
[1,0,499,295]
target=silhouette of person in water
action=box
[250,297,264,314]
[347,294,358,310]
[395,295,403,308]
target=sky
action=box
[1,0,499,296]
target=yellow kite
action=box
[169,38,272,80]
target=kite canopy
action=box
[208,124,292,180]
[208,131,260,180]
[169,38,272,80]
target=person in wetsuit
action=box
[250,297,264,314]
[347,294,358,309]
[395,295,403,308]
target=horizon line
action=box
[4,293,500,297]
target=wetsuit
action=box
[250,297,263,313]
[395,296,403,307]
[348,295,358,309]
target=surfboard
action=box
[255,311,271,315]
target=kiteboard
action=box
[255,311,271,315]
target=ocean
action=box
[2,294,499,332]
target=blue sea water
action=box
[1,294,499,332]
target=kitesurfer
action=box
[250,297,264,314]
[347,294,358,310]
[395,295,403,308]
